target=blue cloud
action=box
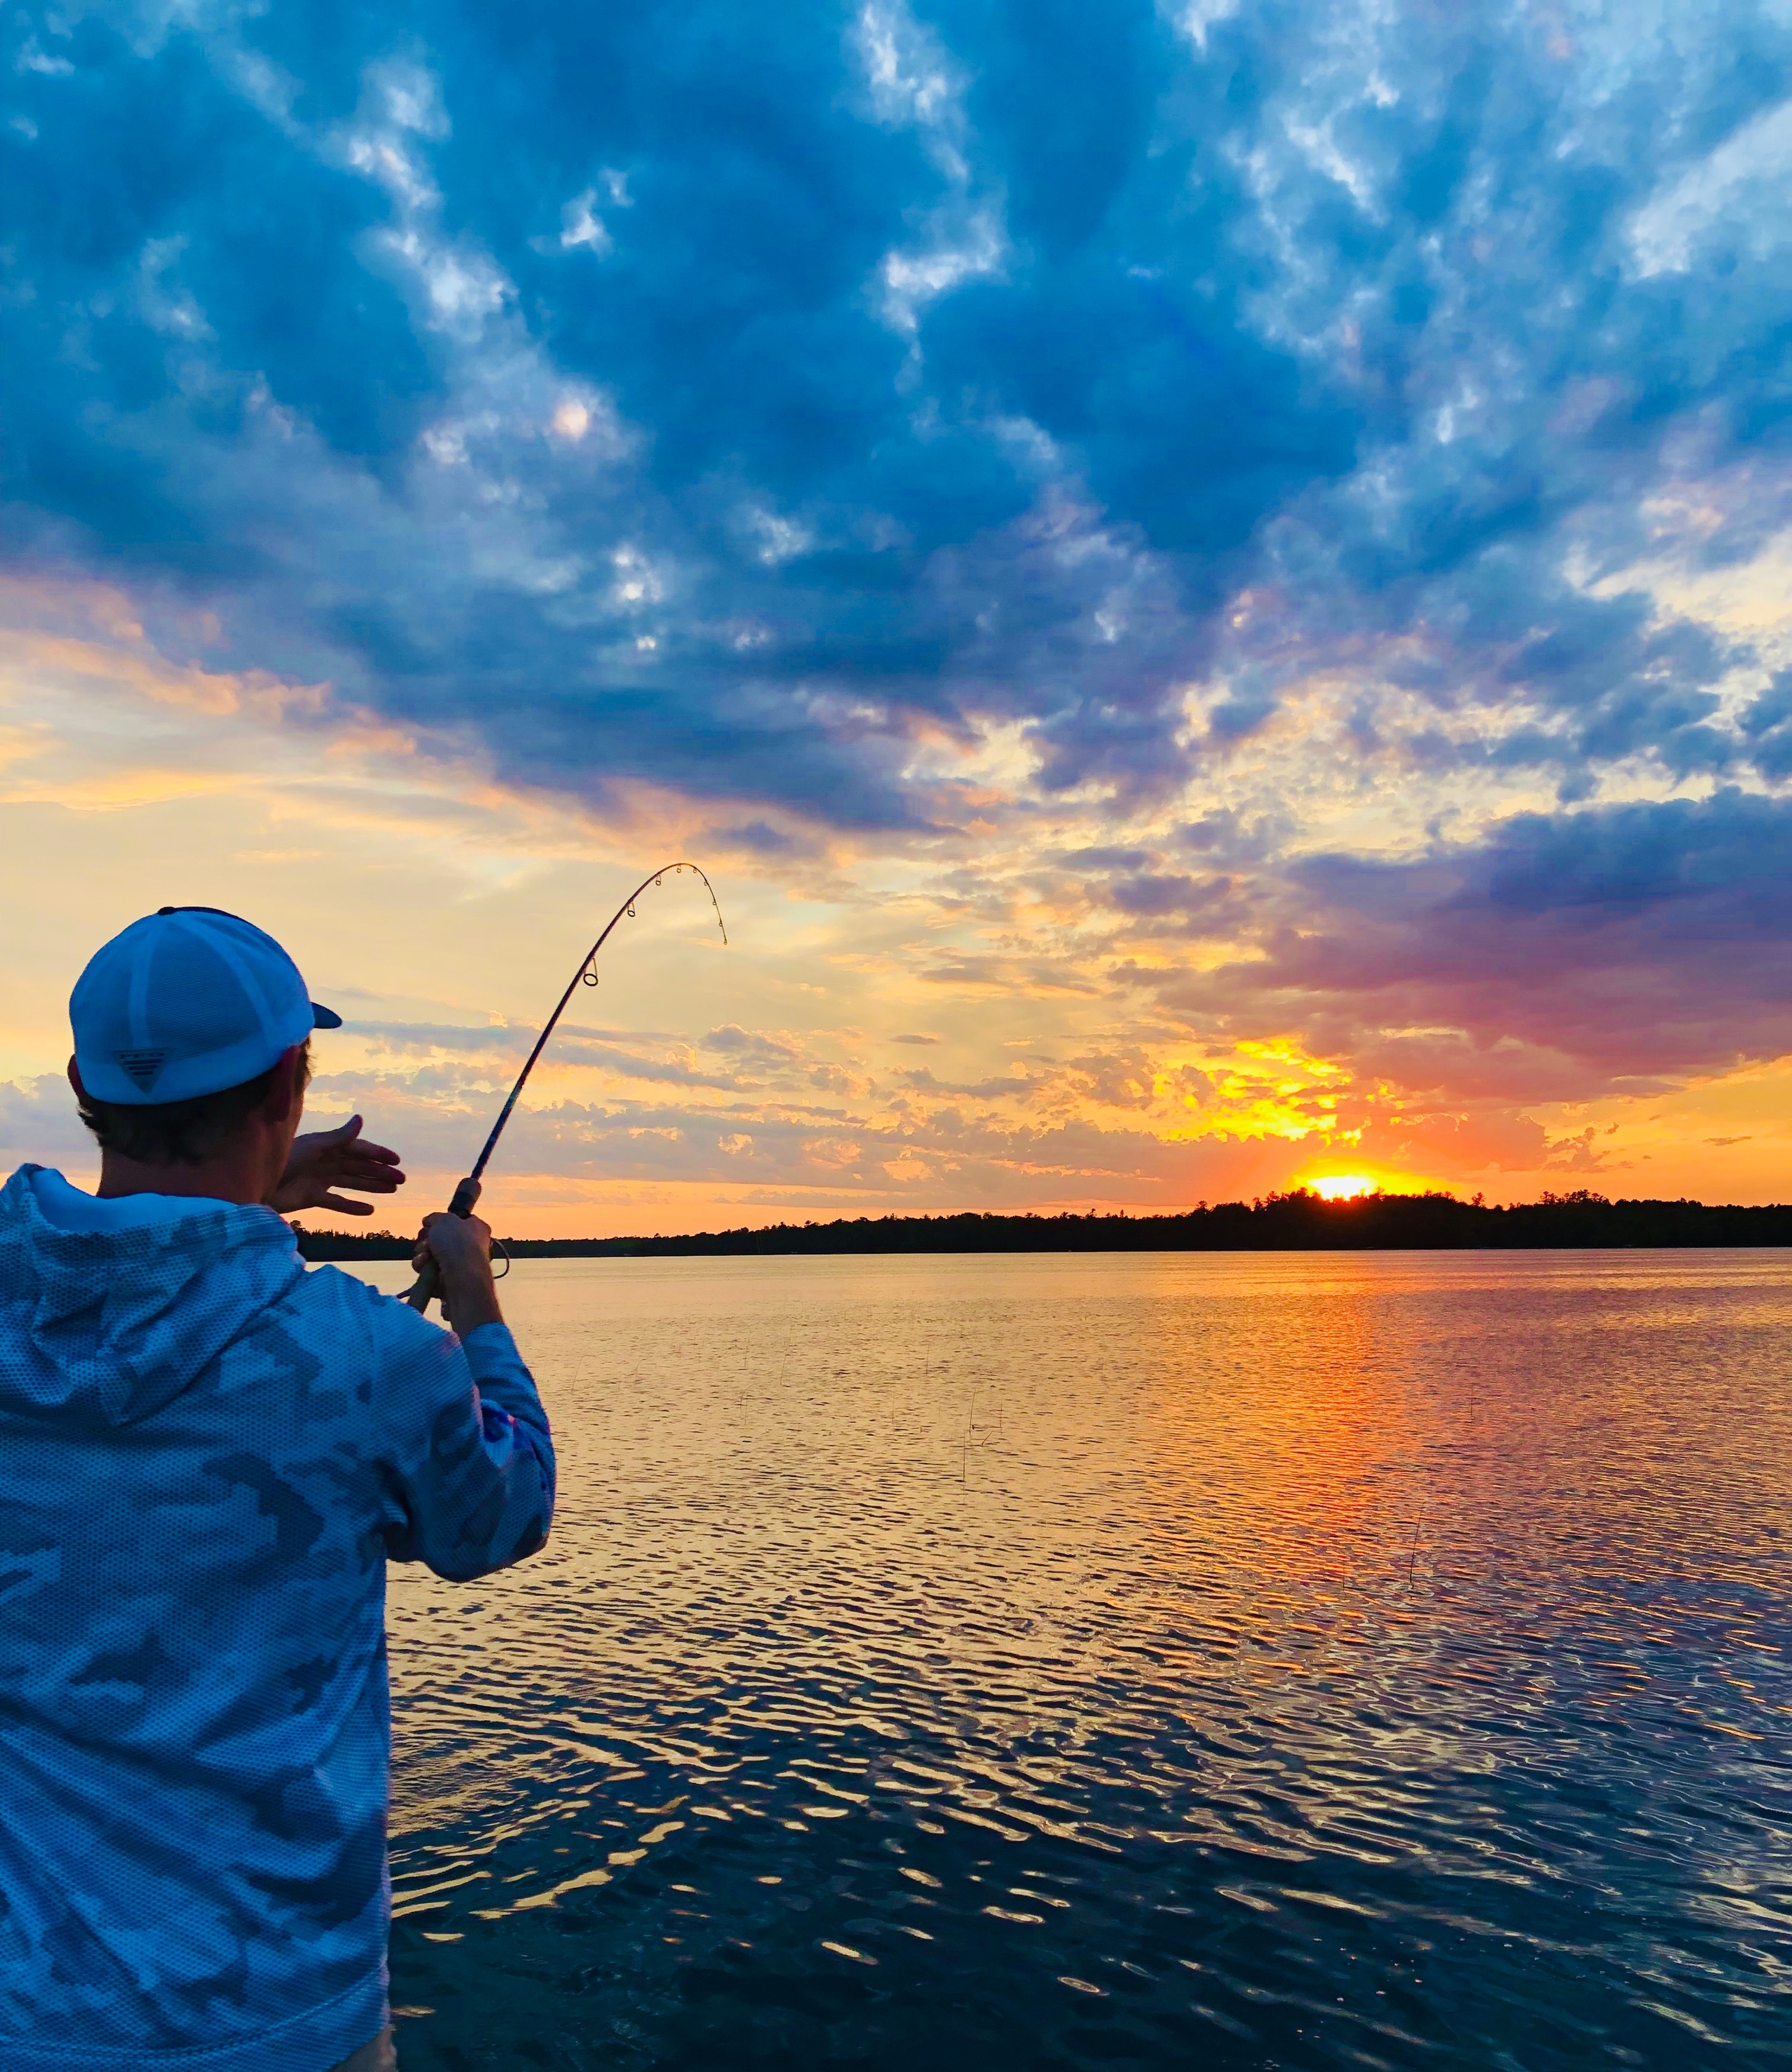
[6,0,1792,821]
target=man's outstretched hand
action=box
[269,1116,407,1216]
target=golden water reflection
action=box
[352,1250,1792,2072]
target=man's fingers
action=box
[338,1164,404,1192]
[321,1193,373,1215]
[321,1114,364,1145]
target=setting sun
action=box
[1309,1175,1377,1201]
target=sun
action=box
[1309,1174,1376,1201]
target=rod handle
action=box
[400,1176,484,1313]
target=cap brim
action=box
[311,1002,344,1030]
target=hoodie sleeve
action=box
[373,1304,556,1582]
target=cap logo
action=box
[113,1047,174,1093]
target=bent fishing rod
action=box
[402,862,727,1313]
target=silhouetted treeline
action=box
[292,1188,1792,1261]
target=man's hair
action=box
[77,1040,312,1168]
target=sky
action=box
[5,0,1792,1235]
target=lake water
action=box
[346,1250,1792,2071]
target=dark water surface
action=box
[351,1250,1792,2071]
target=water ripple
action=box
[351,1251,1792,2070]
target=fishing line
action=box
[403,862,727,1313]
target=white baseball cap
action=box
[70,907,343,1106]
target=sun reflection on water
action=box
[354,1251,1792,2072]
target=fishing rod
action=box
[402,862,727,1313]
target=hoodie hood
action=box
[0,1165,306,1427]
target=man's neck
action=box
[96,1151,271,1207]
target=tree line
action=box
[291,1187,1792,1261]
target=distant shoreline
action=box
[293,1189,1792,1260]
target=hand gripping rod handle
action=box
[400,1174,483,1314]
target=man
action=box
[0,907,554,2072]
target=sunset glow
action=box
[1308,1177,1379,1203]
[4,3,1792,1231]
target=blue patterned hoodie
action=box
[0,1166,555,2072]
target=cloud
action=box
[7,0,1792,1224]
[279,1067,1327,1212]
[1148,787,1792,1100]
[0,1076,94,1172]
[700,1023,801,1061]
[17,0,1790,825]
[1628,95,1792,278]
[352,1020,525,1055]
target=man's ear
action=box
[261,1044,306,1125]
[67,1055,87,1103]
